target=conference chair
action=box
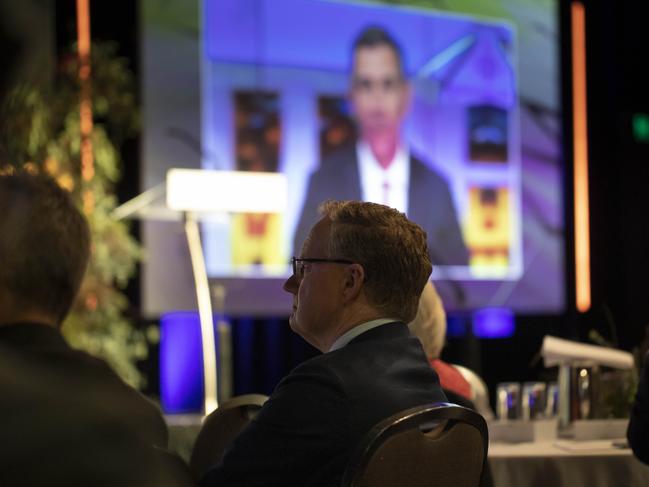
[341,402,488,487]
[189,393,268,481]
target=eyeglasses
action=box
[290,257,355,279]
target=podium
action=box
[114,168,287,415]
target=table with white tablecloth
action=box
[488,440,649,487]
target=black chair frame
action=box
[189,393,268,481]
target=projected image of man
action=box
[294,26,469,266]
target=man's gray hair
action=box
[319,200,431,322]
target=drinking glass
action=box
[522,382,547,420]
[545,381,559,418]
[496,382,521,420]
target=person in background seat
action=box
[628,347,649,465]
[0,171,192,487]
[408,280,494,419]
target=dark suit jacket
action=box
[200,322,447,486]
[628,353,649,464]
[293,144,469,265]
[0,322,193,487]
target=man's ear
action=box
[341,263,365,302]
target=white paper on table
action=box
[553,440,627,452]
[541,336,634,369]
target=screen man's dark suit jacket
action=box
[200,322,447,486]
[0,322,193,487]
[293,145,469,265]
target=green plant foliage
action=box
[0,42,147,388]
[588,329,639,417]
[597,369,638,419]
[367,0,510,19]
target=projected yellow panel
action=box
[231,212,285,268]
[464,187,511,268]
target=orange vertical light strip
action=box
[77,0,95,203]
[571,2,591,312]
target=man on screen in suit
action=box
[201,200,447,486]
[0,171,192,486]
[293,26,469,266]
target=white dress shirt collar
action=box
[328,318,399,352]
[356,141,410,214]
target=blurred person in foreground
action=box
[628,348,649,465]
[0,171,192,486]
[408,281,494,419]
[293,25,468,266]
[201,200,446,486]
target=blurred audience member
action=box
[200,201,446,486]
[628,350,649,464]
[408,281,494,419]
[0,171,192,486]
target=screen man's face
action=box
[350,45,410,140]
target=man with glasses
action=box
[201,200,446,487]
[293,25,468,267]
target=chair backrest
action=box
[341,402,488,487]
[189,394,268,481]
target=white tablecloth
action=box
[488,440,649,487]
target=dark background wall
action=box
[584,1,649,354]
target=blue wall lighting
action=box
[160,311,205,414]
[446,314,469,338]
[472,307,515,339]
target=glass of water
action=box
[496,382,521,420]
[545,381,559,418]
[522,382,547,420]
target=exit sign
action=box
[633,113,649,143]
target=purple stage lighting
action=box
[472,307,515,338]
[160,311,205,413]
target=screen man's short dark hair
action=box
[352,25,406,77]
[0,171,90,324]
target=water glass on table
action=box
[522,382,547,420]
[496,382,521,420]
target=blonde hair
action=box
[407,281,446,359]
